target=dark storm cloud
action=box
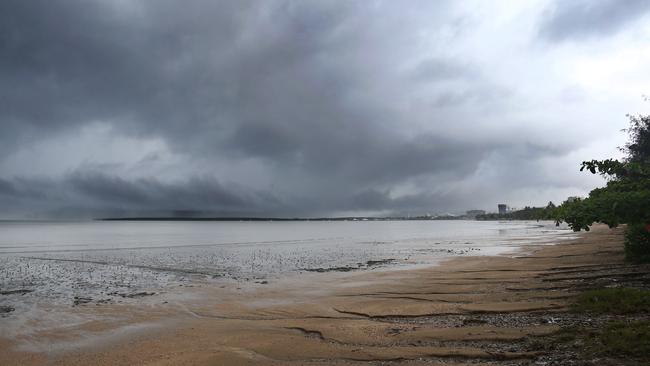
[347,189,460,214]
[0,170,458,217]
[0,0,255,152]
[0,138,575,218]
[1,0,402,158]
[539,0,650,41]
[0,177,51,200]
[3,173,568,218]
[0,178,17,196]
[0,0,612,217]
[0,0,464,160]
[0,171,285,218]
[68,170,284,212]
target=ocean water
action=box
[0,220,574,314]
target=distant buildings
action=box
[498,204,508,215]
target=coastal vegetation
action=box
[554,111,650,263]
[536,287,650,362]
[571,287,650,315]
[543,320,650,361]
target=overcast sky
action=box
[1,0,649,218]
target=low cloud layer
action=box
[1,0,649,218]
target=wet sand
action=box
[0,225,636,365]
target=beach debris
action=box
[543,317,559,324]
[0,305,15,314]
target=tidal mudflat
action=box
[1,221,572,305]
[0,220,575,361]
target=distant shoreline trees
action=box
[476,202,556,221]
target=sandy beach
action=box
[1,225,643,365]
[3,1,650,364]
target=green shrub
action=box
[624,224,650,263]
[589,321,650,358]
[541,321,650,360]
[572,288,650,314]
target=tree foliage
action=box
[623,113,650,163]
[554,111,650,262]
[625,223,650,263]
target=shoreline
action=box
[0,225,630,365]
